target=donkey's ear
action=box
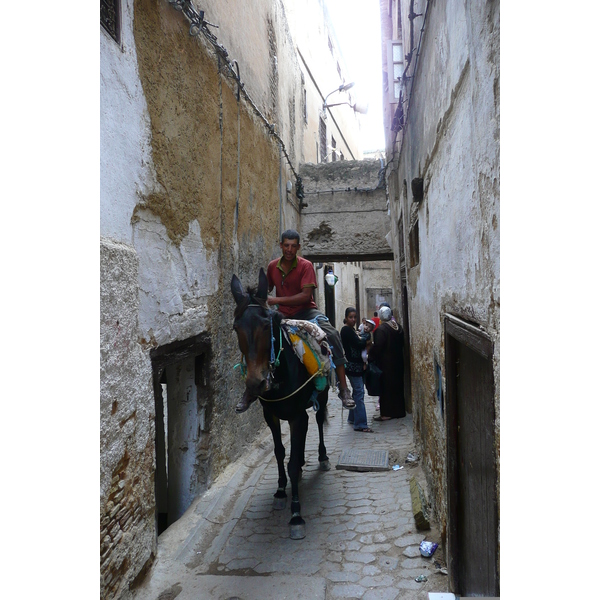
[257,268,268,300]
[231,274,246,306]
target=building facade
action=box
[380,0,500,596]
[100,0,363,597]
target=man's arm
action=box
[267,285,314,307]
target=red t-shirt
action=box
[266,255,317,317]
[372,317,381,329]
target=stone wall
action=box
[299,159,392,261]
[100,239,156,599]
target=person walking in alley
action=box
[340,307,373,433]
[372,312,381,328]
[369,305,406,421]
[235,229,356,413]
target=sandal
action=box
[355,427,374,433]
[373,415,391,422]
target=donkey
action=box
[231,268,330,539]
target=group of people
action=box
[340,304,405,432]
[235,229,406,426]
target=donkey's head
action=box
[231,268,274,396]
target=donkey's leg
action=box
[316,389,330,471]
[263,408,287,510]
[288,410,309,539]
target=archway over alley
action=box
[298,159,393,262]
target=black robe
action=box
[368,321,405,418]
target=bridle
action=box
[234,302,322,405]
[234,302,282,387]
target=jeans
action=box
[346,374,367,430]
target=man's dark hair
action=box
[281,229,300,244]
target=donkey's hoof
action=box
[273,496,287,510]
[319,459,331,471]
[290,522,306,540]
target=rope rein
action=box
[258,369,321,403]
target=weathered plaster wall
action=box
[101,1,158,245]
[385,0,499,547]
[100,0,327,597]
[100,239,156,600]
[130,0,284,487]
[100,2,161,597]
[198,0,305,234]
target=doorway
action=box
[323,264,336,327]
[354,275,361,323]
[151,335,211,535]
[445,315,498,596]
[402,285,412,412]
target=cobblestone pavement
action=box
[132,391,449,600]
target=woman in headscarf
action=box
[368,305,406,420]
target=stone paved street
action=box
[131,391,449,600]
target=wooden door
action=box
[402,285,411,412]
[446,316,498,597]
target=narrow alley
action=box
[100,1,500,597]
[130,391,448,600]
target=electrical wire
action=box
[165,0,301,187]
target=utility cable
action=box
[166,0,302,194]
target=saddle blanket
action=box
[280,319,332,391]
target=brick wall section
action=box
[100,238,156,600]
[100,443,156,598]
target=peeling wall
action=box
[100,0,329,597]
[383,0,500,562]
[100,239,156,599]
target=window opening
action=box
[101,0,121,45]
[387,40,404,103]
[409,221,420,267]
[301,72,307,124]
[411,177,424,203]
[319,117,327,163]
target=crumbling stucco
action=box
[384,0,500,556]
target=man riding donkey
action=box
[235,229,356,413]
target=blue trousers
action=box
[346,374,368,430]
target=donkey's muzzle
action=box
[246,374,270,396]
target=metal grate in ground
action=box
[335,448,390,471]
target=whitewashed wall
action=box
[385,0,499,542]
